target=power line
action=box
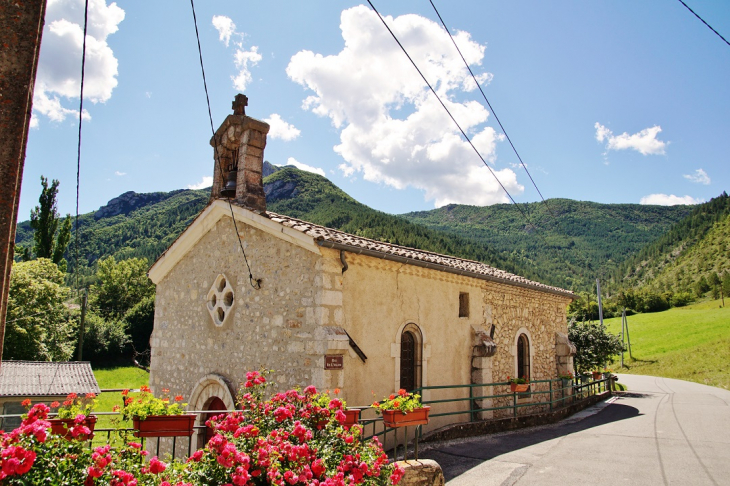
[365,0,530,225]
[189,0,260,290]
[677,0,730,47]
[428,0,556,219]
[74,0,89,297]
[367,1,597,289]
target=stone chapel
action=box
[148,95,575,444]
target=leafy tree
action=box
[90,256,155,320]
[568,321,625,374]
[29,176,72,270]
[3,259,76,361]
[124,294,155,355]
[694,275,710,298]
[80,311,129,362]
[709,272,722,300]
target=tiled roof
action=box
[0,361,101,397]
[266,211,573,297]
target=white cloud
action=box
[32,0,125,125]
[211,15,261,92]
[640,194,702,205]
[232,46,262,91]
[264,114,301,141]
[286,157,325,177]
[286,6,520,207]
[683,168,710,185]
[594,123,667,156]
[212,15,235,47]
[114,171,126,176]
[188,176,213,190]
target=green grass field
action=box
[92,366,150,444]
[604,298,730,390]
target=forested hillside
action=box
[15,165,700,291]
[610,192,730,291]
[402,199,691,290]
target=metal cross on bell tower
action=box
[232,94,248,116]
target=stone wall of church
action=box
[326,249,572,431]
[149,216,331,402]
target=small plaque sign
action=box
[325,355,343,370]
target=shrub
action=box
[568,321,625,374]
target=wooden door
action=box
[400,332,416,392]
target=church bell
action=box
[220,167,237,198]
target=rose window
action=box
[207,274,234,327]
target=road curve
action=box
[419,374,730,486]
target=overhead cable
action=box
[189,0,260,289]
[74,0,89,296]
[365,0,530,224]
[677,0,730,47]
[428,0,556,219]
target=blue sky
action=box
[20,0,730,221]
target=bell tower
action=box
[210,94,270,213]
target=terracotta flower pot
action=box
[382,406,430,428]
[592,371,602,380]
[49,415,97,440]
[343,408,360,427]
[132,414,196,438]
[510,383,529,393]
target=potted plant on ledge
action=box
[507,377,529,393]
[558,372,574,389]
[372,389,430,428]
[30,393,98,440]
[121,386,195,437]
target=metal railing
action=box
[0,375,613,462]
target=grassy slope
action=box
[604,299,730,389]
[92,366,150,443]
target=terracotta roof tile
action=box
[267,211,573,297]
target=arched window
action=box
[399,324,423,392]
[517,333,530,381]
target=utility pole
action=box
[596,279,604,326]
[76,292,87,361]
[0,1,48,366]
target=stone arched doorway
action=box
[203,396,227,445]
[188,374,236,449]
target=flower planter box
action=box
[132,414,196,438]
[382,406,430,428]
[343,408,360,427]
[560,378,572,389]
[510,383,529,393]
[49,415,97,440]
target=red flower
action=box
[85,393,95,399]
[389,394,395,400]
[140,385,151,393]
[50,401,60,408]
[149,456,166,474]
[175,395,184,402]
[21,399,31,408]
[398,388,407,396]
[121,389,129,396]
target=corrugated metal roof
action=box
[0,361,101,397]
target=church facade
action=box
[148,95,575,444]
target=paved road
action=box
[419,375,730,485]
